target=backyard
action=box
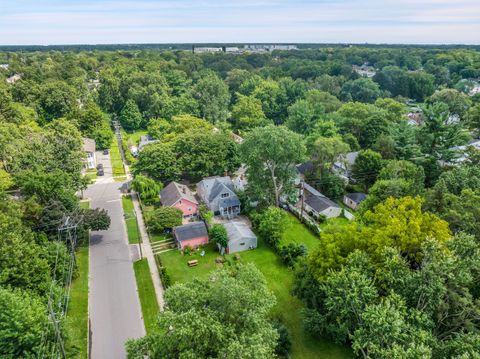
[158,212,353,359]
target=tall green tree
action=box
[241,125,305,207]
[119,99,143,131]
[194,71,230,124]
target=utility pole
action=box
[299,181,305,223]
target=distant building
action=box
[225,47,240,53]
[82,138,96,169]
[6,74,21,84]
[344,192,367,211]
[193,47,223,54]
[0,64,9,70]
[197,176,241,218]
[161,182,199,219]
[173,222,209,250]
[243,44,298,52]
[223,222,257,254]
[353,64,376,78]
[332,151,359,182]
[138,135,157,151]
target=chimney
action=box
[182,186,186,194]
[224,169,228,177]
[240,174,244,180]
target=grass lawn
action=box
[65,200,90,358]
[109,137,126,180]
[159,222,353,359]
[126,130,148,146]
[85,169,97,182]
[279,212,320,249]
[133,259,159,334]
[122,196,140,244]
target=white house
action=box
[223,222,257,254]
[82,138,96,169]
[332,151,359,182]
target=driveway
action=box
[85,152,145,359]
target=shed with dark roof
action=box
[173,222,209,249]
[343,193,367,211]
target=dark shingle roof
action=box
[174,222,208,242]
[304,183,339,212]
[345,192,367,203]
[296,161,315,175]
[160,182,197,207]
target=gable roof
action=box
[174,222,208,242]
[345,192,367,203]
[82,138,96,153]
[224,222,256,242]
[303,183,340,213]
[161,182,198,207]
[296,161,315,175]
[198,176,236,202]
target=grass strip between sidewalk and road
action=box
[64,200,90,358]
[122,196,141,244]
[109,137,127,181]
[133,259,159,334]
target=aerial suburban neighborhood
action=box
[1,1,480,359]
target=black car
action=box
[97,168,104,176]
[103,149,109,155]
[96,163,103,170]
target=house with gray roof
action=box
[197,176,241,218]
[333,151,359,182]
[223,222,257,254]
[298,183,341,219]
[138,135,157,151]
[173,222,209,249]
[160,182,198,219]
[344,192,367,211]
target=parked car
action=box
[96,163,103,170]
[97,168,104,176]
[103,149,109,155]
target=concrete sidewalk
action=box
[130,191,165,310]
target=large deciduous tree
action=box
[241,125,305,207]
[126,264,278,359]
[194,71,230,124]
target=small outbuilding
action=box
[223,222,257,254]
[173,222,209,250]
[344,193,367,211]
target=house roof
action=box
[296,161,315,175]
[138,135,157,150]
[303,183,340,213]
[161,182,198,207]
[333,151,359,171]
[82,138,96,153]
[198,176,236,202]
[224,222,256,242]
[219,196,241,209]
[345,192,367,203]
[174,222,208,242]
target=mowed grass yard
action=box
[65,200,91,358]
[159,211,353,359]
[122,196,140,244]
[133,259,159,334]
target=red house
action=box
[160,182,198,219]
[173,222,209,249]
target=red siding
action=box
[179,236,209,249]
[172,199,198,217]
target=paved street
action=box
[85,151,145,359]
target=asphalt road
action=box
[85,151,145,359]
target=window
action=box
[221,193,229,198]
[240,242,245,246]
[188,207,192,211]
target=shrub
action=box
[131,175,162,205]
[280,243,307,266]
[273,319,292,356]
[145,207,182,233]
[210,224,228,250]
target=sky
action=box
[0,0,479,45]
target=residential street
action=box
[85,151,145,359]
